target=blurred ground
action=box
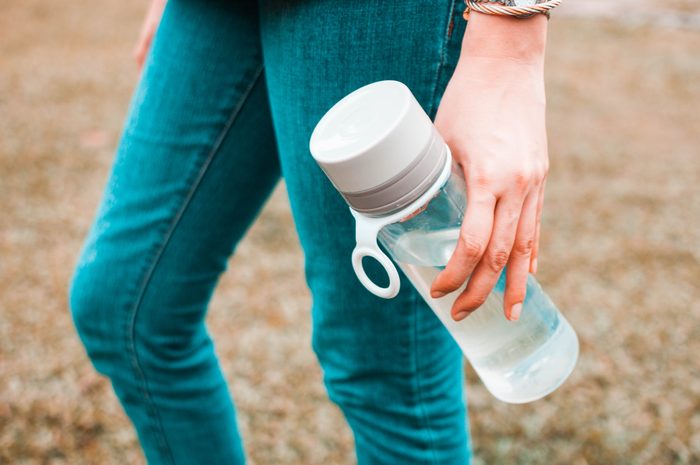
[1,1,699,464]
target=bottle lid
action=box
[309,81,447,216]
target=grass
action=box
[1,1,699,464]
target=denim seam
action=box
[428,0,459,119]
[415,2,459,462]
[123,63,265,465]
[411,291,440,465]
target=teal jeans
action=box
[69,0,470,463]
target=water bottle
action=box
[309,80,578,403]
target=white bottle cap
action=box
[310,80,447,216]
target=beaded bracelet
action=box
[463,0,563,20]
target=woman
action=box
[70,0,553,463]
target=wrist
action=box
[460,11,548,64]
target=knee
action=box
[309,283,463,411]
[309,293,405,413]
[69,256,126,374]
[69,264,93,336]
[70,254,209,373]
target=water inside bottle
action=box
[390,228,579,403]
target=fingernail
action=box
[532,258,538,274]
[431,290,446,298]
[455,311,470,321]
[510,303,522,321]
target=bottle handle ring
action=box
[351,244,401,299]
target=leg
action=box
[259,1,471,464]
[69,1,277,463]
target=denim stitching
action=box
[124,64,265,465]
[416,2,459,463]
[411,291,440,465]
[428,0,459,119]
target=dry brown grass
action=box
[1,1,699,464]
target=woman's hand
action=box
[133,0,167,70]
[431,12,549,322]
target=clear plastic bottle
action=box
[310,80,578,403]
[376,161,579,403]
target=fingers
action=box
[450,193,525,321]
[133,25,155,70]
[133,0,167,70]
[503,190,539,321]
[530,179,546,274]
[430,187,497,298]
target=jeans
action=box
[69,0,470,463]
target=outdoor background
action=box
[1,0,699,464]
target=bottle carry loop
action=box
[349,154,453,299]
[350,211,401,299]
